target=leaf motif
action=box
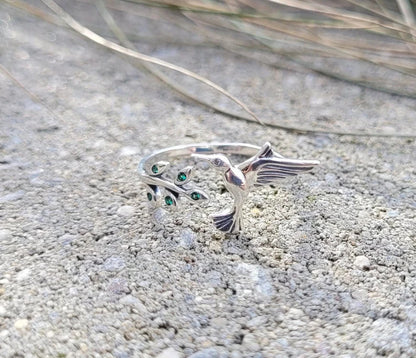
[174,166,193,186]
[163,190,178,207]
[145,184,162,205]
[186,189,210,203]
[148,161,170,176]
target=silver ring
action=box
[138,142,319,234]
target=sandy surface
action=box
[1,2,415,357]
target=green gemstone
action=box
[151,165,159,174]
[165,196,174,206]
[147,192,153,201]
[190,192,201,200]
[177,172,187,182]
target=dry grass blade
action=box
[397,0,416,27]
[39,0,263,125]
[4,0,416,137]
[94,0,262,123]
[129,0,413,34]
[159,0,416,90]
[94,1,369,136]
[3,0,62,25]
[92,1,416,137]
[0,63,61,122]
[396,0,416,40]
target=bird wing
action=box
[237,142,282,172]
[255,142,275,159]
[242,157,320,187]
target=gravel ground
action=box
[1,2,415,358]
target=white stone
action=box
[156,347,182,358]
[103,256,125,272]
[354,255,370,270]
[119,295,147,312]
[117,205,135,217]
[236,263,276,298]
[0,305,6,316]
[325,173,337,183]
[14,319,29,330]
[179,229,196,249]
[247,315,267,328]
[0,190,24,203]
[230,352,242,358]
[120,146,140,156]
[69,287,78,295]
[0,229,11,241]
[153,208,167,224]
[211,317,227,327]
[16,268,31,281]
[288,307,305,319]
[386,209,399,218]
[80,343,88,352]
[242,333,260,351]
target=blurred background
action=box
[2,0,416,137]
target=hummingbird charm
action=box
[192,142,319,234]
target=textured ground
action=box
[1,2,416,358]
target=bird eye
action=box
[214,158,222,166]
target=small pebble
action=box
[153,208,168,224]
[247,315,267,328]
[242,333,260,351]
[0,229,11,241]
[251,207,261,217]
[156,347,182,358]
[288,308,304,319]
[16,268,31,281]
[120,146,140,156]
[236,263,275,298]
[119,295,147,312]
[211,317,227,327]
[80,343,88,352]
[188,348,225,358]
[230,352,242,358]
[0,190,24,203]
[14,319,29,330]
[325,173,337,184]
[354,256,370,270]
[103,257,126,272]
[386,209,399,218]
[117,205,135,217]
[179,229,196,249]
[107,277,129,294]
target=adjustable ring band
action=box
[138,142,319,234]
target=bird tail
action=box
[212,207,241,234]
